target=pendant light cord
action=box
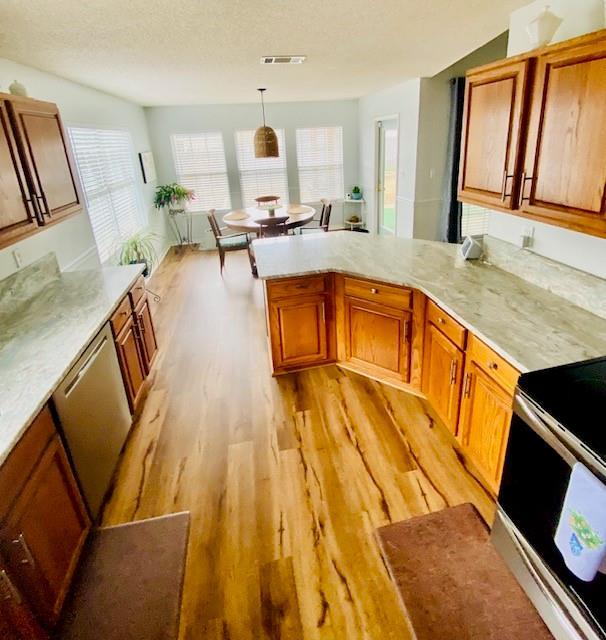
[258,88,267,127]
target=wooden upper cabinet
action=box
[520,37,606,237]
[458,59,531,209]
[6,96,82,223]
[0,102,40,247]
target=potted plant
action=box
[118,233,159,277]
[153,183,195,214]
[351,186,363,200]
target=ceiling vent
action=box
[261,55,307,65]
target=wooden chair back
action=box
[257,216,289,238]
[207,209,221,241]
[320,203,332,231]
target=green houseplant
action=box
[351,185,362,200]
[118,233,158,277]
[153,183,195,212]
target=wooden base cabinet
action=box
[457,336,519,493]
[267,275,335,372]
[0,406,90,635]
[422,323,464,434]
[115,315,147,411]
[344,296,412,383]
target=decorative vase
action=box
[526,5,563,48]
[351,191,362,201]
[268,207,276,217]
[9,80,28,97]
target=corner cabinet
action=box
[0,406,90,635]
[458,59,531,210]
[0,92,82,249]
[266,275,335,372]
[459,29,606,239]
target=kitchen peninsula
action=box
[254,232,606,493]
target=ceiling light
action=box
[254,88,279,158]
[261,55,307,65]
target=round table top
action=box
[223,205,315,233]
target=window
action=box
[461,202,490,237]
[69,127,145,262]
[171,132,231,211]
[296,126,344,202]
[235,129,289,207]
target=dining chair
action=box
[256,216,289,238]
[207,210,256,275]
[300,202,332,233]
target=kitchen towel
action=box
[554,462,606,582]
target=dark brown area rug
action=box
[377,504,554,640]
[58,512,190,640]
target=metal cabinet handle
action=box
[501,169,514,201]
[370,287,378,294]
[449,360,457,385]
[12,533,35,567]
[487,361,499,371]
[0,570,22,604]
[518,171,534,208]
[463,373,472,397]
[437,317,445,325]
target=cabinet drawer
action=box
[110,296,131,336]
[0,407,55,520]
[467,334,519,394]
[129,275,146,307]
[267,275,329,299]
[343,277,411,309]
[426,299,467,349]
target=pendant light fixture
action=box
[254,88,279,158]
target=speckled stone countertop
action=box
[0,258,143,464]
[253,232,606,373]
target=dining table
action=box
[222,205,316,234]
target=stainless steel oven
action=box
[491,357,606,640]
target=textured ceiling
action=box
[0,0,525,106]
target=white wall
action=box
[0,58,170,280]
[482,0,606,277]
[145,100,359,247]
[358,79,422,237]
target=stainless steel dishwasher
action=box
[53,322,132,518]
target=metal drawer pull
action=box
[437,317,445,324]
[12,533,35,566]
[487,361,499,371]
[449,360,457,385]
[0,570,22,604]
[370,288,378,294]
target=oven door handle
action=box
[515,393,606,478]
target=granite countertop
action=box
[0,259,143,464]
[253,232,606,373]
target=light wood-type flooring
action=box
[102,248,494,640]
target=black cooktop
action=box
[518,356,606,461]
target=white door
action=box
[376,118,399,235]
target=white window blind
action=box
[461,202,490,237]
[171,132,231,211]
[234,129,289,207]
[296,126,344,202]
[68,127,145,262]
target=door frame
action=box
[374,114,400,235]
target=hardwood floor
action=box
[102,248,494,640]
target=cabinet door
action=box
[115,316,146,411]
[7,98,82,223]
[458,60,531,209]
[0,101,40,246]
[344,296,411,383]
[458,362,513,493]
[135,296,158,373]
[422,324,464,434]
[0,438,90,628]
[520,40,606,238]
[0,562,48,639]
[269,294,330,370]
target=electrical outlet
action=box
[520,225,535,249]
[12,249,22,268]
